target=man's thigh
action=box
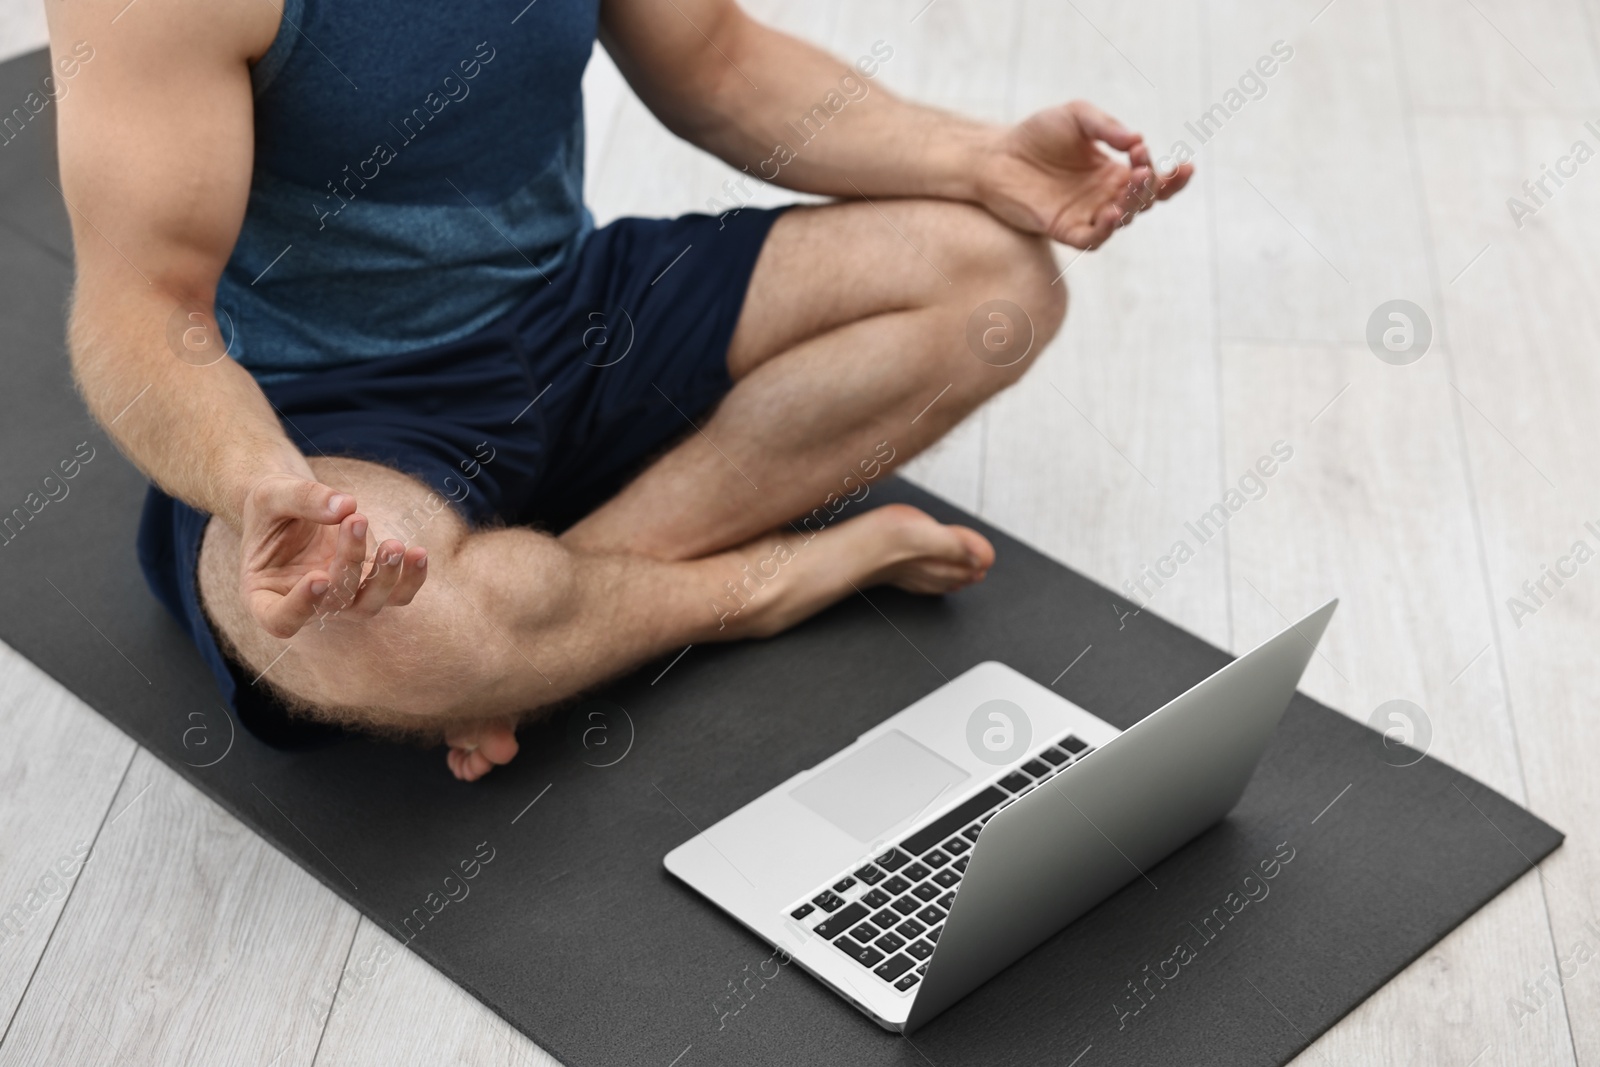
[725,198,1053,379]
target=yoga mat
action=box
[0,48,1562,1067]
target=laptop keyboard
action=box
[786,732,1096,994]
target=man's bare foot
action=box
[853,503,994,594]
[722,503,996,638]
[444,717,519,782]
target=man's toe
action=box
[478,725,520,767]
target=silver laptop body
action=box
[664,600,1337,1032]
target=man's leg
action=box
[562,199,1066,561]
[199,455,993,777]
[199,200,1059,778]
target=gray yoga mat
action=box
[0,47,1562,1067]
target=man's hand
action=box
[239,473,428,639]
[976,100,1194,250]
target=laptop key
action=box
[999,771,1031,793]
[891,895,920,916]
[894,972,920,992]
[870,909,899,930]
[902,862,931,882]
[905,939,934,961]
[911,883,939,902]
[882,875,912,896]
[812,890,845,913]
[924,850,950,869]
[850,922,879,943]
[962,825,982,842]
[1040,746,1069,766]
[836,937,885,968]
[813,902,869,939]
[1021,758,1050,777]
[874,953,915,983]
[937,891,955,910]
[943,837,969,856]
[1062,734,1088,754]
[927,924,943,943]
[790,903,815,920]
[833,876,856,893]
[901,785,1008,856]
[916,904,947,925]
[875,848,911,872]
[854,864,885,885]
[954,856,970,872]
[861,888,891,909]
[895,918,926,939]
[874,931,906,953]
[932,868,960,889]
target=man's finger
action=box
[1115,166,1158,215]
[1068,100,1141,152]
[252,570,332,639]
[255,476,355,525]
[1104,182,1153,233]
[1156,162,1195,200]
[347,538,407,617]
[1063,202,1123,249]
[387,546,430,607]
[323,514,369,614]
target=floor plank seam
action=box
[0,746,136,1054]
[1198,0,1235,655]
[1382,2,1581,1064]
[307,916,365,1067]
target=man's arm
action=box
[600,0,1192,248]
[53,0,295,524]
[51,0,422,637]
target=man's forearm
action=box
[634,17,1001,203]
[71,283,310,528]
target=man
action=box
[50,0,1190,780]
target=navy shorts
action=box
[138,207,787,747]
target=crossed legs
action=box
[197,199,1066,777]
[563,199,1064,559]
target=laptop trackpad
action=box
[789,729,970,844]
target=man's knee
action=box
[952,207,1066,338]
[922,204,1066,392]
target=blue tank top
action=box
[217,0,599,375]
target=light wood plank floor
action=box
[3,0,1597,1063]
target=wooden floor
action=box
[4,0,1599,1063]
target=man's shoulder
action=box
[49,0,281,73]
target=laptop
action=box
[664,599,1337,1032]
